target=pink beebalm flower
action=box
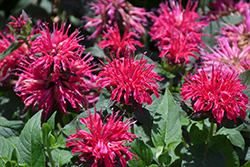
[204,0,250,21]
[8,14,28,33]
[218,8,250,50]
[202,39,250,72]
[97,56,163,105]
[180,65,249,124]
[66,110,137,167]
[29,23,84,81]
[98,23,144,57]
[84,0,147,39]
[159,31,199,65]
[15,55,96,118]
[149,0,208,46]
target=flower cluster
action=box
[180,66,249,124]
[97,56,162,105]
[66,110,137,167]
[84,0,147,39]
[15,23,97,117]
[98,23,144,58]
[149,0,208,71]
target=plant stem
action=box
[47,146,56,167]
[208,122,215,141]
[169,77,173,92]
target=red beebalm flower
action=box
[29,23,84,81]
[15,55,96,117]
[159,31,199,65]
[149,0,208,46]
[66,110,137,167]
[180,66,249,124]
[84,0,147,39]
[98,23,144,57]
[97,56,162,105]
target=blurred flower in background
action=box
[84,0,147,39]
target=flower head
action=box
[15,55,96,117]
[97,56,162,105]
[149,0,208,46]
[66,110,137,167]
[159,31,199,65]
[29,23,84,81]
[8,14,28,33]
[202,39,250,72]
[204,0,250,21]
[98,23,144,57]
[180,66,249,123]
[84,0,147,39]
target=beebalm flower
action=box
[98,23,144,57]
[97,56,162,105]
[29,23,84,81]
[180,66,249,124]
[66,110,137,167]
[202,39,250,72]
[218,9,250,50]
[15,56,96,118]
[8,14,28,33]
[149,0,208,46]
[159,31,199,65]
[84,0,147,39]
[204,0,250,21]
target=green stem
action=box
[131,121,135,134]
[169,77,173,92]
[47,146,55,167]
[208,122,215,141]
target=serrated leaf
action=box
[17,110,45,167]
[53,133,66,149]
[51,149,72,167]
[217,127,245,150]
[151,88,182,150]
[129,138,153,166]
[0,117,24,138]
[0,42,23,61]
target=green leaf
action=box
[0,42,23,61]
[0,136,15,161]
[189,124,208,145]
[217,127,245,150]
[133,108,152,129]
[151,88,182,151]
[84,44,105,58]
[51,149,72,167]
[241,161,250,167]
[53,133,66,149]
[129,138,153,166]
[238,70,250,98]
[210,135,240,167]
[158,151,171,165]
[0,117,24,138]
[47,112,57,131]
[17,110,45,167]
[42,123,51,147]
